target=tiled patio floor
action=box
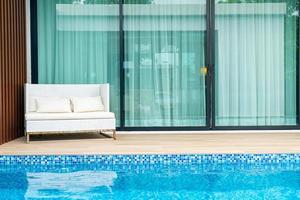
[1,132,300,155]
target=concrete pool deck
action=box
[1,131,300,155]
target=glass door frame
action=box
[119,0,300,130]
[119,0,212,130]
[30,0,300,131]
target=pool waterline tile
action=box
[1,154,300,165]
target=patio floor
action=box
[1,131,300,155]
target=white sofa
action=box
[25,83,116,143]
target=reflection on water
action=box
[25,171,117,199]
[1,163,300,199]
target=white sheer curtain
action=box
[37,0,120,124]
[215,2,297,126]
[124,0,207,126]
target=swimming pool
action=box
[1,154,300,199]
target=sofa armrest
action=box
[100,84,109,112]
[24,83,30,114]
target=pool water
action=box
[1,155,300,199]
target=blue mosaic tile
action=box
[0,154,300,166]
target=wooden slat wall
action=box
[0,0,27,145]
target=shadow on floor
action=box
[28,133,110,142]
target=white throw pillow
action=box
[71,96,104,113]
[29,96,55,112]
[36,97,72,113]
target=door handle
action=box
[199,66,208,76]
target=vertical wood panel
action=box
[0,0,27,145]
[0,0,3,144]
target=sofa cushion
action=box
[29,96,38,112]
[26,112,115,120]
[36,97,72,113]
[29,96,61,112]
[71,96,104,112]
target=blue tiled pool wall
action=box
[1,155,300,199]
[1,154,300,166]
[2,162,300,175]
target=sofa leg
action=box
[113,130,116,140]
[99,130,116,140]
[26,133,30,143]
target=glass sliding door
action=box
[215,0,298,126]
[124,0,207,127]
[34,0,299,129]
[36,0,120,124]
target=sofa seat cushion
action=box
[26,112,115,121]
